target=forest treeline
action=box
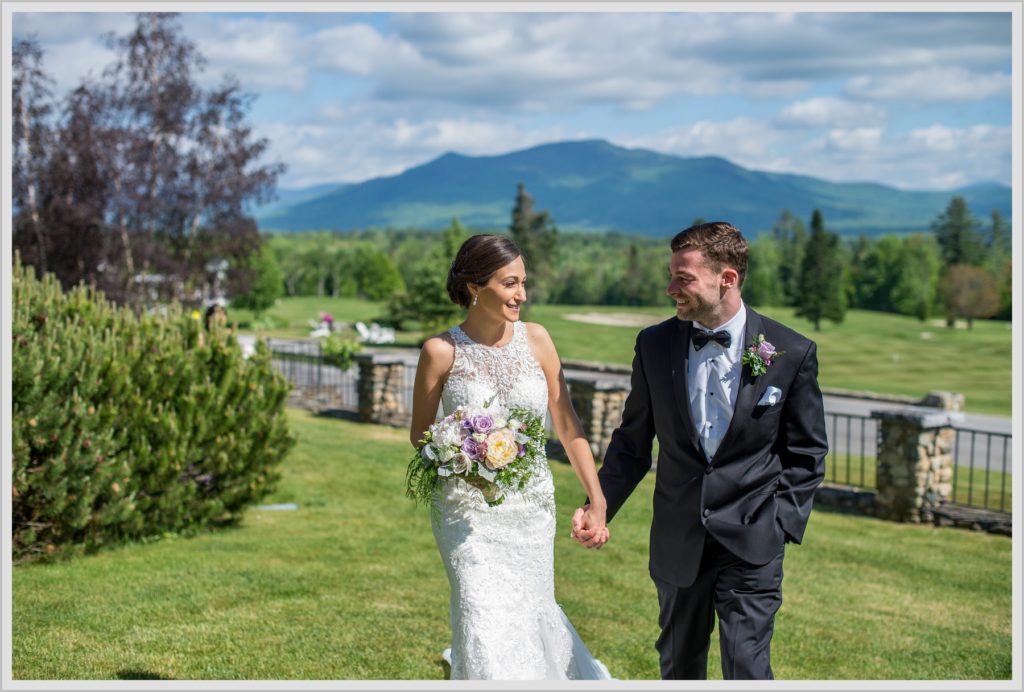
[262,191,1011,332]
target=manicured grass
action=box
[12,410,1011,680]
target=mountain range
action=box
[254,139,1011,238]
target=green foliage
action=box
[350,245,406,300]
[509,183,559,306]
[319,334,362,370]
[796,210,847,330]
[743,234,784,307]
[11,256,295,562]
[232,241,283,316]
[772,210,808,307]
[932,196,986,267]
[889,234,942,321]
[386,217,466,337]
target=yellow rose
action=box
[484,429,518,470]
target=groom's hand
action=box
[571,503,610,549]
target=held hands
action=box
[570,503,610,549]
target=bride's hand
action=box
[571,503,610,549]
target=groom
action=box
[573,221,827,680]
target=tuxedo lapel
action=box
[709,307,769,465]
[669,319,704,454]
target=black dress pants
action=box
[654,532,784,680]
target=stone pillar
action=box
[566,374,629,460]
[871,408,957,523]
[355,354,408,425]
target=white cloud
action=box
[259,107,571,187]
[627,118,788,169]
[776,97,887,129]
[845,67,1011,103]
[800,123,1010,188]
[185,15,310,92]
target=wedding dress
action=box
[430,320,612,680]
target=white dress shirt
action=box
[687,304,746,461]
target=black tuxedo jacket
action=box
[599,306,828,588]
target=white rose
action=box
[450,452,472,475]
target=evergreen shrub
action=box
[12,258,296,562]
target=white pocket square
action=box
[757,386,783,407]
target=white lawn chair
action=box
[369,322,396,344]
[354,321,372,342]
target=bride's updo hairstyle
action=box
[446,234,523,308]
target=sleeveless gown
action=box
[431,321,612,680]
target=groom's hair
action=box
[670,221,748,287]
[447,234,524,308]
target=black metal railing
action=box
[268,339,358,411]
[952,428,1013,512]
[824,412,876,489]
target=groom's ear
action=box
[720,267,740,289]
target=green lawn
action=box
[12,410,1011,680]
[234,297,1011,415]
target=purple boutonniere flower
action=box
[742,333,784,377]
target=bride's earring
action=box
[472,293,478,307]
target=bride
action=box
[410,234,613,680]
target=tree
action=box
[387,217,466,338]
[987,209,1012,321]
[12,13,283,307]
[509,183,558,306]
[771,210,807,306]
[941,264,1000,330]
[890,235,941,321]
[12,37,55,276]
[932,196,985,267]
[743,234,784,307]
[795,209,846,331]
[231,242,282,317]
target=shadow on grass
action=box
[117,670,175,680]
[316,408,361,422]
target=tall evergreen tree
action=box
[509,183,558,306]
[932,196,985,267]
[795,209,846,331]
[771,209,807,306]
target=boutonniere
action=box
[742,334,784,377]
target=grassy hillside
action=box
[12,411,1011,680]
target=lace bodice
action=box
[441,321,548,421]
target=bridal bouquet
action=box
[406,402,547,507]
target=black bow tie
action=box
[692,329,731,351]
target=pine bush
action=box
[12,257,296,562]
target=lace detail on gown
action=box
[431,321,612,680]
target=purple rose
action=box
[755,340,777,364]
[470,414,494,434]
[461,437,480,460]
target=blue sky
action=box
[12,8,1014,191]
